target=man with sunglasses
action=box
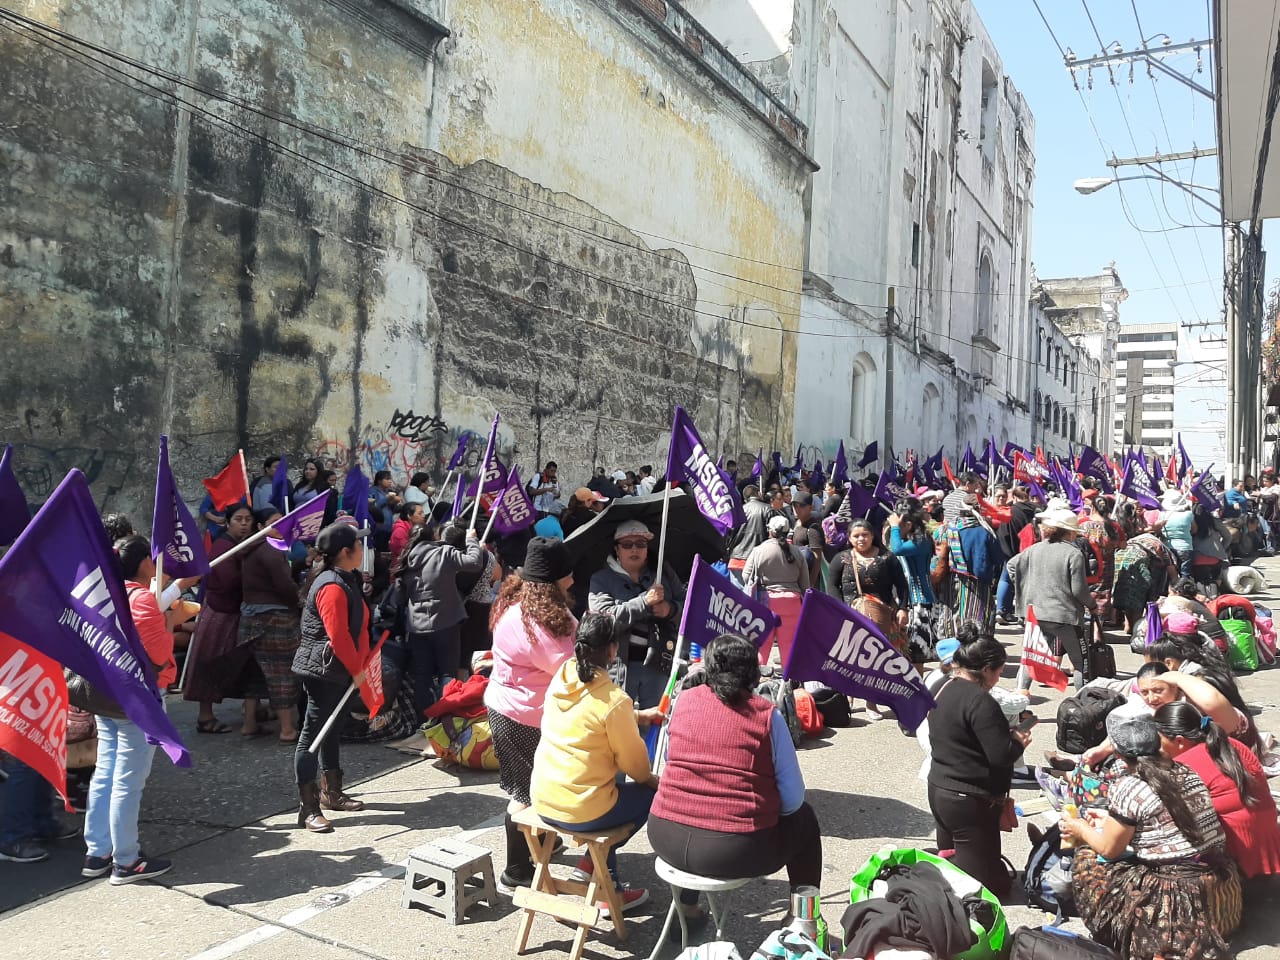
[587,520,686,708]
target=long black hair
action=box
[574,611,616,683]
[1146,635,1252,730]
[1154,702,1256,808]
[1112,731,1209,845]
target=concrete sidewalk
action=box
[4,559,1280,959]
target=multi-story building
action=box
[1035,266,1129,453]
[1028,280,1105,461]
[1114,323,1180,456]
[686,0,1037,461]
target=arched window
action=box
[849,352,878,447]
[1043,396,1052,424]
[1069,414,1077,442]
[1033,389,1042,423]
[1052,404,1061,435]
[977,255,994,340]
[922,382,942,449]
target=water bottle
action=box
[786,886,828,952]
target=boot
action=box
[497,814,535,892]
[320,769,365,812]
[297,783,332,833]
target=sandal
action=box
[196,719,233,734]
[278,732,300,744]
[240,724,272,738]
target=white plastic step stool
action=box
[401,838,498,924]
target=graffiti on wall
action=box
[7,442,136,510]
[314,416,518,488]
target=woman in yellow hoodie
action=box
[531,611,662,913]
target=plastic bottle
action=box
[1061,802,1080,848]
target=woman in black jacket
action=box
[292,522,375,832]
[926,636,1030,898]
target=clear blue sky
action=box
[976,0,1227,465]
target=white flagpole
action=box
[308,682,357,754]
[482,506,498,542]
[654,481,674,580]
[208,525,274,568]
[433,469,456,512]
[153,551,165,606]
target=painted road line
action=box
[185,814,505,960]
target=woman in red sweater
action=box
[648,634,822,925]
[1154,702,1280,879]
[291,522,375,832]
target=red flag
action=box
[1035,446,1047,466]
[0,632,69,805]
[1021,606,1069,692]
[1164,454,1179,487]
[357,632,388,717]
[201,451,250,510]
[942,457,957,489]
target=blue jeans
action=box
[295,677,351,785]
[0,757,56,846]
[542,782,655,878]
[995,566,1014,616]
[621,656,666,709]
[84,716,157,866]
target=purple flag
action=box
[267,492,330,550]
[751,449,765,482]
[466,415,504,497]
[1192,464,1224,513]
[450,474,466,520]
[446,433,470,472]
[342,465,372,528]
[678,556,780,654]
[856,441,878,470]
[987,437,1013,472]
[0,471,190,765]
[492,466,536,536]
[831,441,849,486]
[771,451,784,476]
[1145,602,1163,648]
[270,455,290,513]
[809,458,825,492]
[151,436,209,578]
[0,444,31,547]
[960,442,977,473]
[845,481,879,518]
[1120,455,1161,510]
[784,589,936,730]
[667,406,747,535]
[1050,460,1084,510]
[1177,435,1193,485]
[872,469,910,508]
[465,456,508,497]
[791,445,804,474]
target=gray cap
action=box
[1106,711,1161,758]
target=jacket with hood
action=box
[531,659,653,824]
[729,497,777,561]
[403,537,486,633]
[588,556,685,654]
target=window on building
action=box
[1069,414,1077,442]
[922,382,941,447]
[979,62,998,165]
[850,352,878,446]
[976,253,994,343]
[911,223,920,268]
[1033,389,1042,422]
[1052,405,1060,435]
[1036,330,1043,365]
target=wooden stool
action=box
[511,807,631,960]
[401,837,498,924]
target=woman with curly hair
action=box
[483,537,578,893]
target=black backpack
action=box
[756,677,802,747]
[1009,926,1119,959]
[1022,823,1074,924]
[810,687,851,728]
[1055,686,1125,754]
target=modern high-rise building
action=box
[1114,322,1180,455]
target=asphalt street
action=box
[3,560,1280,960]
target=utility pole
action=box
[884,288,895,458]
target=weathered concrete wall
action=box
[0,0,810,515]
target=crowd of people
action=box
[1,445,1278,960]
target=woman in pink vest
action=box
[648,634,822,926]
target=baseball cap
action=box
[315,521,371,555]
[574,486,608,503]
[611,470,628,481]
[614,519,654,541]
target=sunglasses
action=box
[616,539,650,550]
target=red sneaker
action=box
[569,855,594,883]
[599,883,649,916]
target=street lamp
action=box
[1072,174,1222,216]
